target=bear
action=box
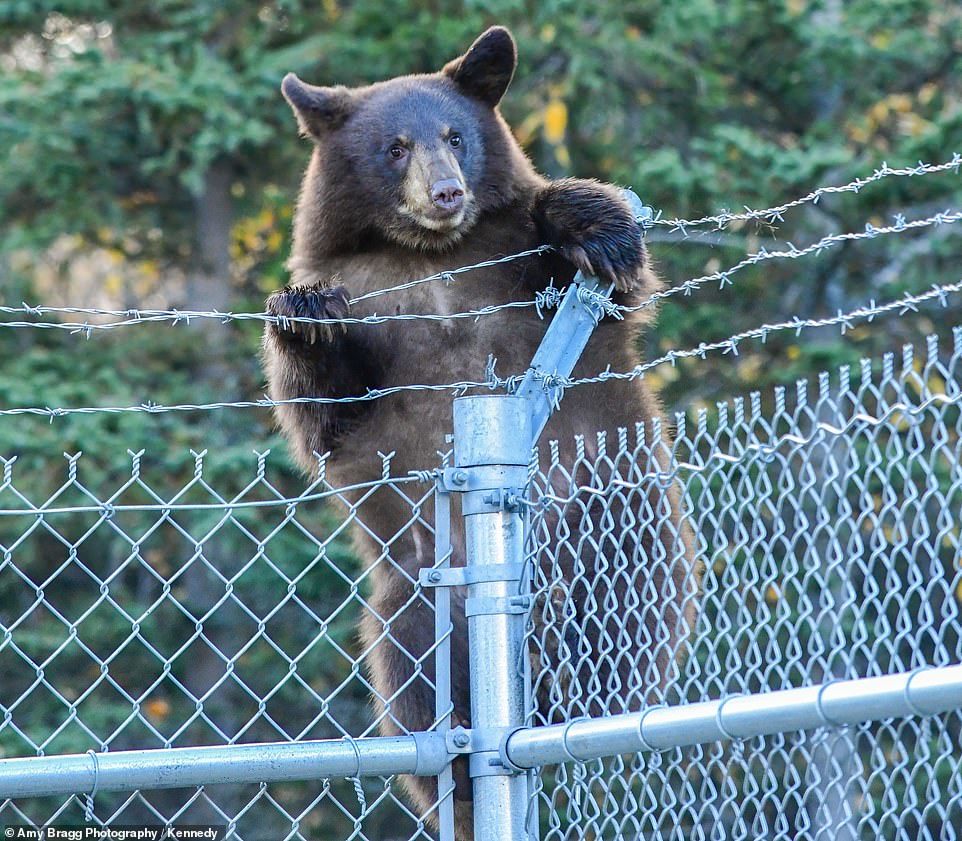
[262,26,697,839]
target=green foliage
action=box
[1,1,962,836]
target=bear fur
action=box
[262,26,697,839]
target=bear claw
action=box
[534,180,646,294]
[266,284,351,346]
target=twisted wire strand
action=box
[2,207,957,333]
[3,153,959,334]
[2,279,957,420]
[0,298,541,336]
[523,388,962,508]
[517,280,962,396]
[649,154,961,232]
[625,208,962,314]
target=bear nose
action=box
[431,179,464,212]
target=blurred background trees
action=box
[1,1,961,837]
[2,1,960,416]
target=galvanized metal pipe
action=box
[3,667,960,802]
[503,665,962,768]
[0,733,449,799]
[453,395,533,841]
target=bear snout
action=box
[430,178,465,213]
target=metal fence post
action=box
[450,395,532,840]
[438,189,651,841]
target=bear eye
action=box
[389,144,406,160]
[448,133,462,148]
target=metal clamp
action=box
[419,563,525,589]
[445,727,517,778]
[441,465,527,494]
[465,595,531,618]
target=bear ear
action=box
[442,26,517,107]
[281,73,354,137]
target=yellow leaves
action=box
[104,272,123,296]
[786,345,801,361]
[898,112,932,138]
[926,372,947,396]
[145,697,171,722]
[516,94,572,171]
[848,90,935,146]
[870,31,893,50]
[847,123,871,145]
[786,0,807,16]
[918,83,938,105]
[322,0,340,22]
[765,584,781,605]
[543,99,568,145]
[540,24,556,43]
[868,94,910,125]
[736,355,763,381]
[233,207,283,257]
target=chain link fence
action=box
[0,454,447,839]
[525,329,962,840]
[2,163,962,838]
[2,327,960,839]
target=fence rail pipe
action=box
[0,733,449,799]
[503,664,962,768]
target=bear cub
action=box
[263,26,695,840]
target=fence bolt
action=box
[452,732,470,748]
[451,470,469,485]
[428,571,442,583]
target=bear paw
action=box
[534,179,646,293]
[266,284,351,346]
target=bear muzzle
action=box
[430,178,465,214]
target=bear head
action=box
[282,27,534,253]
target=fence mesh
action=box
[526,328,962,840]
[0,455,445,839]
[2,328,962,840]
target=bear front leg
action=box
[532,178,648,293]
[262,283,376,471]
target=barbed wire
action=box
[524,390,962,507]
[648,154,961,233]
[2,278,957,421]
[2,156,959,335]
[0,298,544,336]
[0,247,552,335]
[509,280,962,400]
[2,206,957,335]
[625,207,962,314]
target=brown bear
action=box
[262,26,697,839]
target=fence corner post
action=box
[451,394,532,841]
